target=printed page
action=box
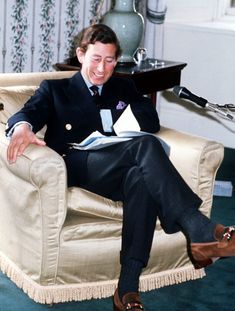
[69,105,170,154]
[69,131,132,150]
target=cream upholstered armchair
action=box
[0,71,224,304]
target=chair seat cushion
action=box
[67,187,123,221]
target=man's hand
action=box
[7,123,46,164]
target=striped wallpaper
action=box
[0,0,163,73]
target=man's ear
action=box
[76,47,85,64]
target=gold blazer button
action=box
[65,123,72,130]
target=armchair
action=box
[0,71,224,304]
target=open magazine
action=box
[70,105,170,154]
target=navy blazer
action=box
[7,72,160,156]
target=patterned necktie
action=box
[90,85,101,107]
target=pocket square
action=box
[116,101,127,110]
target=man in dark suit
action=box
[6,24,235,311]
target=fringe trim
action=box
[0,252,205,304]
[139,265,206,292]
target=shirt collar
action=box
[81,72,103,95]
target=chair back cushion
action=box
[0,85,38,124]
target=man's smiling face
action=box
[76,41,118,86]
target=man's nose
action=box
[97,60,105,72]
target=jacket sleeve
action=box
[6,80,53,135]
[123,79,160,133]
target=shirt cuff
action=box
[6,121,33,139]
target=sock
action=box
[118,259,143,301]
[177,208,217,243]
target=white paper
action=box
[69,131,132,150]
[69,105,170,154]
[113,105,140,135]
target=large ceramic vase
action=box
[102,0,144,64]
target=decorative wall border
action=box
[64,0,80,59]
[39,0,56,72]
[90,0,104,24]
[11,0,29,72]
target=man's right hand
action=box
[7,123,46,164]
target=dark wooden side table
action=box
[54,58,187,106]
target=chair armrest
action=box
[0,124,67,280]
[157,127,224,217]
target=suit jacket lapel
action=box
[101,77,127,124]
[67,72,103,132]
[68,72,91,107]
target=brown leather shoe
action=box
[190,225,235,269]
[113,288,144,311]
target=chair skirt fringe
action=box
[0,251,206,304]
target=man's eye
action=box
[91,57,100,62]
[106,59,114,63]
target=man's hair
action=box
[77,24,122,59]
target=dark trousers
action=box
[65,135,202,266]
